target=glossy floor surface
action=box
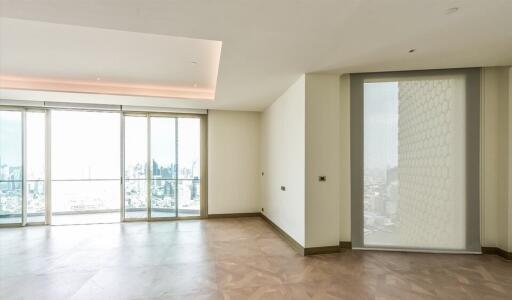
[1,217,512,299]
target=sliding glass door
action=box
[150,117,177,218]
[0,106,204,226]
[177,118,201,216]
[26,111,46,224]
[351,69,480,252]
[124,115,148,219]
[51,110,121,225]
[0,110,22,224]
[0,109,47,225]
[124,114,202,220]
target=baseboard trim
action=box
[211,214,509,261]
[259,213,343,256]
[482,247,512,260]
[304,246,341,255]
[207,213,261,218]
[259,213,305,255]
[339,241,352,249]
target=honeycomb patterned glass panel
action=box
[363,77,466,250]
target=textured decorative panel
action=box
[397,78,466,249]
[363,77,466,250]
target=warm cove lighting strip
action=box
[0,75,215,100]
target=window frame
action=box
[0,104,208,227]
[350,68,481,253]
[122,111,207,222]
[0,106,47,227]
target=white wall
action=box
[257,67,512,251]
[508,67,512,252]
[261,75,306,246]
[207,110,261,214]
[260,74,342,248]
[483,66,512,253]
[481,67,509,249]
[305,74,340,248]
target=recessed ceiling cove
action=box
[0,18,222,100]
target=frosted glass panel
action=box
[363,77,466,250]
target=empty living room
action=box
[1,1,512,299]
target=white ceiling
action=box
[0,18,222,99]
[1,0,511,111]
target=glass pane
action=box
[52,111,120,180]
[125,179,148,219]
[0,111,22,181]
[27,180,45,223]
[0,110,22,224]
[178,179,200,217]
[26,112,46,223]
[151,117,176,179]
[51,110,121,225]
[177,118,200,179]
[124,115,148,219]
[0,181,21,224]
[151,179,176,218]
[51,180,120,225]
[125,116,147,180]
[27,112,45,180]
[363,78,466,250]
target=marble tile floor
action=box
[1,217,512,299]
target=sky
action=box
[364,81,399,171]
[0,110,200,181]
[0,111,22,178]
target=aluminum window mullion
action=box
[147,115,152,220]
[175,117,179,218]
[120,114,125,222]
[200,114,207,217]
[21,110,27,226]
[45,110,52,225]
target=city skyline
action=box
[1,110,202,223]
